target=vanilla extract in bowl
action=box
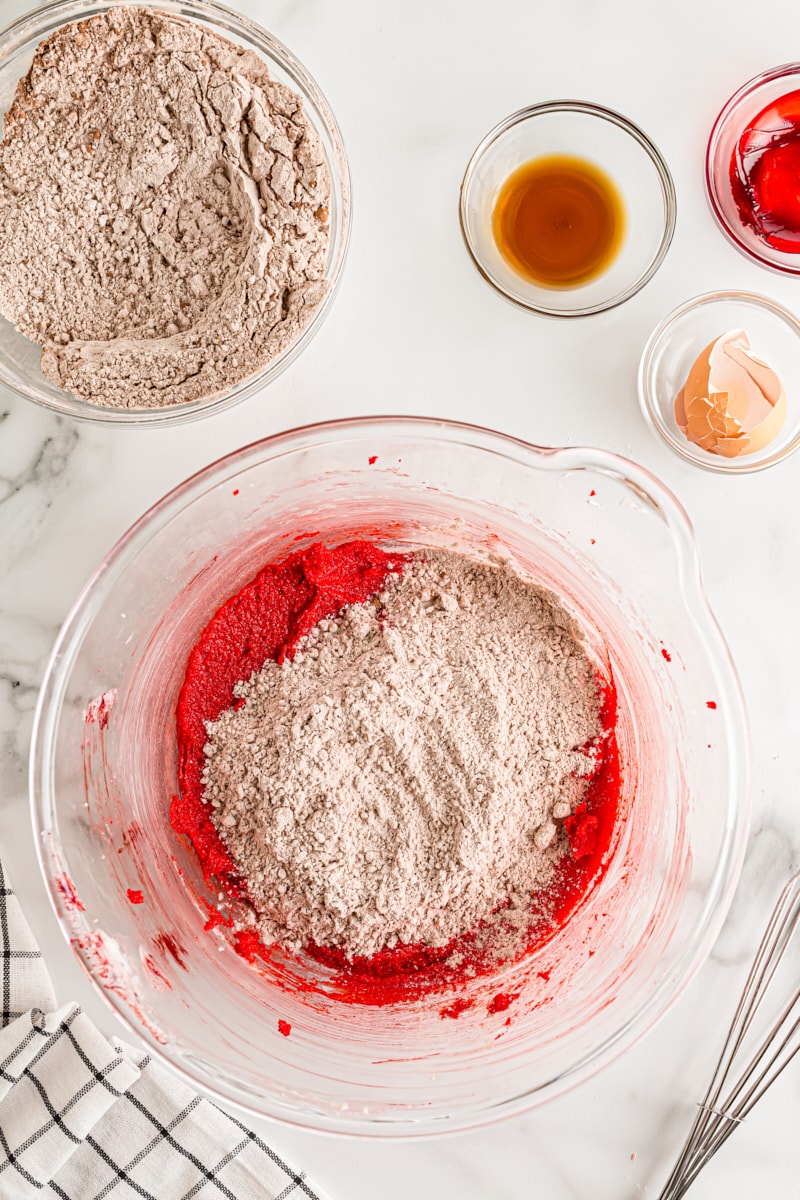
[492,154,626,289]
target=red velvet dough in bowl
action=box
[31,416,749,1136]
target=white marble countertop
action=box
[1,0,799,1196]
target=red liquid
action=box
[730,88,800,251]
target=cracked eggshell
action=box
[674,329,787,457]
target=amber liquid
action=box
[492,154,626,288]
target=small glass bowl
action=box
[638,291,800,473]
[706,64,800,275]
[0,0,351,426]
[459,101,676,318]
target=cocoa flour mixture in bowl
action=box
[186,544,614,973]
[32,418,749,1134]
[0,0,349,424]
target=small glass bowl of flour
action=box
[0,0,350,425]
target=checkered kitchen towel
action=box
[0,858,321,1200]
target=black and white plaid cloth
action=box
[0,858,323,1200]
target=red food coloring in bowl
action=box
[731,89,800,251]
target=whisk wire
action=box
[675,1021,800,1198]
[655,868,800,1200]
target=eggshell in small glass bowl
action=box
[638,290,800,473]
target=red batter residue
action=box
[56,874,85,912]
[173,541,405,896]
[202,899,233,932]
[154,933,187,969]
[85,689,114,730]
[127,888,144,905]
[142,954,172,991]
[278,1019,292,1037]
[487,991,519,1015]
[173,540,622,1007]
[440,997,474,1020]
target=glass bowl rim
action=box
[30,414,751,1135]
[705,62,800,276]
[0,0,352,427]
[458,99,677,318]
[637,289,800,474]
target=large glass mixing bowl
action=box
[31,417,749,1135]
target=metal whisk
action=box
[656,868,800,1199]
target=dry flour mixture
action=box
[202,549,604,959]
[0,7,330,408]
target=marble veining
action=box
[0,399,80,533]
